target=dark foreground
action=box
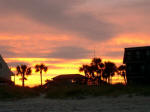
[1,84,150,112]
[0,95,150,112]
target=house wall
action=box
[0,55,11,81]
[124,47,150,84]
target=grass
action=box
[1,84,150,100]
[45,84,150,99]
[0,85,40,101]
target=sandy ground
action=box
[0,96,150,112]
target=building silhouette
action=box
[52,74,85,85]
[123,46,150,84]
[0,55,12,85]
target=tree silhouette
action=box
[91,58,104,85]
[103,62,117,84]
[79,64,96,84]
[35,64,48,86]
[16,65,32,87]
[79,58,118,85]
[79,64,89,84]
[79,58,105,85]
[87,65,95,79]
[118,64,127,84]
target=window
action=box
[146,50,150,56]
[127,51,131,55]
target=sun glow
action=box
[7,57,125,87]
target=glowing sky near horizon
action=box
[1,0,150,86]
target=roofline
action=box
[125,46,150,50]
[123,46,150,64]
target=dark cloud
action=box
[0,44,44,58]
[104,51,124,58]
[0,44,43,58]
[15,53,46,58]
[0,0,149,41]
[7,61,30,67]
[0,45,91,59]
[105,0,150,35]
[0,45,17,58]
[0,0,118,41]
[45,46,91,59]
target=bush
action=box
[45,84,150,99]
[0,85,40,100]
[1,84,150,100]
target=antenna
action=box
[93,47,96,58]
[89,47,96,59]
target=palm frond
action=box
[26,67,32,75]
[43,66,48,72]
[16,66,21,75]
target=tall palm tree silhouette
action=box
[35,64,48,86]
[91,58,104,84]
[118,65,127,84]
[16,65,32,87]
[87,65,95,79]
[103,62,117,84]
[79,64,96,84]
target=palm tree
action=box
[118,65,127,84]
[35,64,48,86]
[91,58,104,84]
[87,65,96,79]
[103,62,117,84]
[79,64,91,84]
[16,65,32,87]
[79,65,89,77]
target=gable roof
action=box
[53,74,85,81]
[0,55,12,80]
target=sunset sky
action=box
[0,0,150,86]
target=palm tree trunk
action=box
[40,70,42,86]
[100,70,103,85]
[14,74,15,85]
[124,75,127,84]
[108,76,111,84]
[97,73,101,86]
[110,76,112,84]
[122,71,127,84]
[84,72,88,85]
[22,73,25,87]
